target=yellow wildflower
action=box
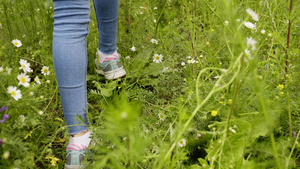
[277,84,284,90]
[211,110,218,116]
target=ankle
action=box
[71,130,89,138]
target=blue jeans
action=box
[52,0,119,134]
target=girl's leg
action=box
[93,0,119,54]
[52,0,90,135]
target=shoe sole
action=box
[95,66,126,80]
[65,164,81,169]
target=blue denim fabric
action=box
[52,0,119,134]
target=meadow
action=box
[0,0,300,168]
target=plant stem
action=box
[285,0,293,74]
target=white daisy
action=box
[153,54,163,63]
[19,59,32,73]
[17,73,30,87]
[224,20,229,25]
[243,21,256,30]
[38,111,44,115]
[12,39,22,47]
[150,38,158,44]
[41,66,50,76]
[158,113,166,121]
[261,30,266,34]
[246,37,257,51]
[130,46,136,52]
[5,67,12,74]
[245,49,251,56]
[268,33,272,37]
[181,62,185,66]
[246,8,259,21]
[7,86,22,101]
[199,55,203,57]
[154,19,157,23]
[154,7,158,10]
[178,138,187,147]
[187,59,195,64]
[34,76,41,84]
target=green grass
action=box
[1,0,300,168]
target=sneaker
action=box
[65,149,86,169]
[95,50,126,80]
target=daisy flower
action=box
[236,19,241,22]
[187,59,195,64]
[12,39,22,47]
[243,21,256,30]
[246,8,259,21]
[19,59,33,73]
[38,111,44,115]
[181,62,185,66]
[41,66,50,76]
[178,138,187,147]
[150,38,158,44]
[34,76,41,84]
[7,86,22,101]
[130,46,136,52]
[17,73,30,87]
[244,49,251,56]
[224,20,229,25]
[153,54,163,63]
[158,113,166,121]
[246,37,257,51]
[261,30,266,34]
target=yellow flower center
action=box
[22,64,26,68]
[14,42,19,45]
[21,77,26,83]
[155,56,160,60]
[44,68,48,73]
[11,91,16,96]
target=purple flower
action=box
[0,139,3,145]
[196,133,202,140]
[1,106,8,111]
[292,131,296,138]
[0,114,9,123]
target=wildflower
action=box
[162,67,170,73]
[0,66,3,72]
[19,115,26,122]
[45,155,60,166]
[229,127,236,133]
[5,67,12,74]
[38,111,44,115]
[12,39,22,47]
[219,101,224,104]
[1,106,8,111]
[7,86,22,101]
[199,55,203,57]
[0,114,9,123]
[154,7,158,10]
[245,49,251,56]
[153,54,163,63]
[29,92,34,96]
[277,84,284,90]
[211,110,218,116]
[158,113,166,121]
[46,80,50,84]
[227,99,233,104]
[154,19,157,23]
[261,30,266,34]
[150,38,158,44]
[178,138,187,147]
[2,151,10,159]
[246,37,257,51]
[224,20,229,25]
[181,62,185,66]
[41,66,50,76]
[187,56,191,59]
[214,76,220,79]
[246,8,259,21]
[34,76,41,84]
[19,59,33,73]
[125,56,130,60]
[196,134,202,140]
[17,73,30,87]
[236,19,241,22]
[268,33,272,37]
[243,21,256,30]
[130,46,136,52]
[0,139,3,145]
[187,59,195,64]
[292,131,296,138]
[206,42,210,45]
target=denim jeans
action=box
[52,0,119,134]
